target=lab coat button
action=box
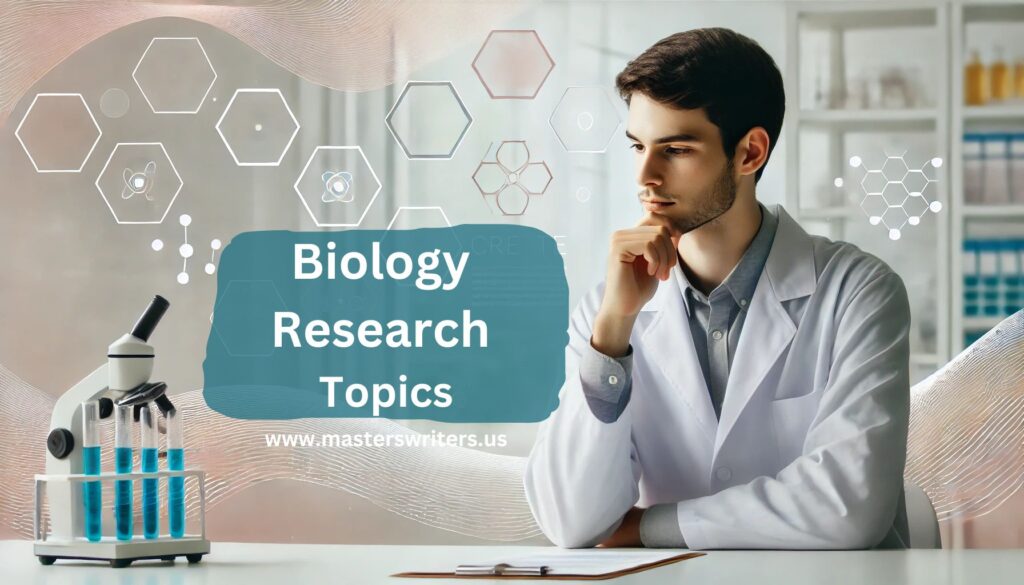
[715,467,732,481]
[608,375,618,385]
[711,330,724,341]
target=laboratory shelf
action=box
[962,205,1024,218]
[787,1,951,369]
[951,2,1024,356]
[962,316,1005,331]
[964,104,1024,121]
[799,108,939,124]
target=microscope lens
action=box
[81,401,101,542]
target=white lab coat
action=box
[524,205,911,550]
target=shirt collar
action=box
[674,203,779,317]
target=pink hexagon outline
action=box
[472,29,555,100]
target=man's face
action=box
[626,92,737,236]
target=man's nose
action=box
[637,154,663,189]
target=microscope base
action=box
[34,536,211,568]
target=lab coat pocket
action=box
[770,390,822,462]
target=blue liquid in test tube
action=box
[81,401,101,542]
[167,408,185,538]
[114,404,133,540]
[141,404,160,539]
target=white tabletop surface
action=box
[4,540,1024,584]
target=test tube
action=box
[140,404,160,539]
[114,404,134,540]
[166,407,185,538]
[81,401,102,542]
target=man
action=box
[524,28,911,550]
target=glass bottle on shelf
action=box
[1015,57,1024,99]
[965,49,989,106]
[991,45,1012,102]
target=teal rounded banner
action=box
[203,225,568,422]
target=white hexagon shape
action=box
[383,206,464,252]
[860,170,886,194]
[95,142,182,224]
[216,88,300,166]
[133,37,217,114]
[549,87,622,153]
[472,30,555,99]
[881,156,910,182]
[15,93,101,173]
[293,146,381,227]
[385,81,473,160]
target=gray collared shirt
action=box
[676,203,778,419]
[578,203,778,547]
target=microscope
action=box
[34,295,211,568]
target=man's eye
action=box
[629,143,644,152]
[666,147,693,155]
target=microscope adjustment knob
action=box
[47,428,75,459]
[98,397,114,419]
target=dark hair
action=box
[615,28,785,183]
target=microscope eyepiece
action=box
[130,295,170,342]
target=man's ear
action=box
[735,127,770,178]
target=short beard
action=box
[671,159,738,235]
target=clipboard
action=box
[392,551,705,580]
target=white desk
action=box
[3,540,1024,584]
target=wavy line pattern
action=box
[3,310,1022,540]
[906,310,1024,522]
[0,0,525,127]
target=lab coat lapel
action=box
[640,272,719,443]
[714,205,816,453]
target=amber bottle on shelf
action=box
[965,50,989,106]
[991,46,1012,102]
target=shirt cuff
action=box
[579,341,633,423]
[640,504,687,548]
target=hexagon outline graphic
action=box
[472,29,555,100]
[94,142,183,225]
[15,93,102,173]
[293,145,381,227]
[384,80,473,160]
[132,37,217,114]
[548,86,623,153]
[216,88,300,167]
[386,206,454,230]
[384,205,464,251]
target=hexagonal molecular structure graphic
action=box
[95,142,183,224]
[549,87,622,153]
[15,93,101,173]
[472,140,552,216]
[133,37,217,114]
[294,146,381,227]
[212,280,289,357]
[847,151,943,241]
[216,89,300,166]
[472,30,554,100]
[385,81,472,160]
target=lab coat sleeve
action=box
[653,270,911,550]
[523,283,644,548]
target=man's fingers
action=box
[660,234,677,280]
[643,240,661,277]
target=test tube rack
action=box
[33,467,210,568]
